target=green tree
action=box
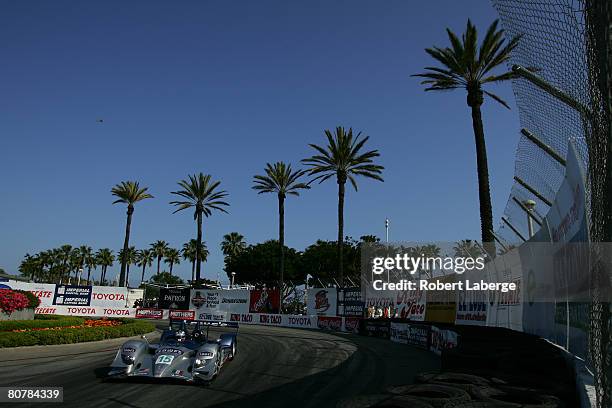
[252,162,309,292]
[111,181,153,286]
[58,244,73,284]
[18,254,41,282]
[225,240,304,284]
[413,20,521,255]
[77,245,93,283]
[150,240,169,275]
[302,127,384,284]
[136,249,154,283]
[453,239,484,258]
[221,232,246,264]
[150,271,184,285]
[171,173,229,283]
[96,248,115,285]
[164,248,181,275]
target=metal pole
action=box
[385,218,389,243]
[512,196,543,227]
[514,176,553,206]
[520,128,567,166]
[501,217,527,242]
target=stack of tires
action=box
[338,327,576,407]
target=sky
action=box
[0,1,521,285]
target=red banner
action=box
[249,289,280,314]
[317,316,342,331]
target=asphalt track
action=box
[0,322,439,408]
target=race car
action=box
[108,319,238,383]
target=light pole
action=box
[523,199,536,238]
[231,272,236,288]
[385,218,389,243]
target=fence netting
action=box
[491,0,610,405]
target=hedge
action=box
[0,315,85,332]
[0,318,155,348]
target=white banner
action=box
[306,288,338,316]
[190,289,249,319]
[390,322,408,344]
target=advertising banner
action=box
[362,319,390,338]
[169,309,195,321]
[430,326,458,355]
[317,316,342,330]
[395,288,426,321]
[257,313,283,326]
[337,287,364,317]
[4,281,56,306]
[135,308,164,319]
[53,285,92,306]
[424,275,457,323]
[249,289,280,314]
[35,305,134,317]
[190,289,249,317]
[343,317,361,333]
[390,322,408,344]
[406,323,430,349]
[159,287,190,309]
[282,315,316,329]
[307,288,338,316]
[91,286,130,308]
[455,266,488,326]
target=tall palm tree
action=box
[413,19,521,255]
[111,181,153,287]
[150,240,169,275]
[96,248,115,285]
[164,248,181,275]
[171,173,229,283]
[136,249,154,283]
[221,232,246,264]
[118,246,138,287]
[302,127,384,284]
[252,162,309,290]
[84,250,97,284]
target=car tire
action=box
[386,384,470,408]
[336,394,392,408]
[441,401,517,407]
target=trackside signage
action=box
[135,308,164,319]
[169,309,195,320]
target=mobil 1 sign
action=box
[53,285,92,306]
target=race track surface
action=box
[0,323,439,408]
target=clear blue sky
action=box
[0,1,520,285]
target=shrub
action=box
[15,290,40,309]
[0,318,155,348]
[0,315,85,332]
[0,289,30,315]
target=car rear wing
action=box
[197,320,239,329]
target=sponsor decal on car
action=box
[158,348,184,355]
[122,347,136,353]
[136,368,149,375]
[155,355,175,364]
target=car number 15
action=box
[155,355,175,364]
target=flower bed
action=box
[0,289,41,320]
[0,317,154,348]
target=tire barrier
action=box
[337,394,435,408]
[386,384,471,408]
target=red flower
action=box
[0,289,31,315]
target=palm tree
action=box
[453,239,484,259]
[77,245,93,283]
[118,246,137,287]
[58,244,73,284]
[150,240,169,275]
[171,173,229,283]
[96,248,115,285]
[252,162,309,290]
[164,248,181,275]
[136,249,154,283]
[221,232,246,264]
[182,239,209,282]
[111,181,153,287]
[19,254,40,282]
[413,20,521,255]
[302,127,384,284]
[84,250,97,284]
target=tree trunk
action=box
[191,260,195,282]
[156,256,161,275]
[337,178,345,285]
[86,266,92,285]
[141,264,146,284]
[196,209,203,283]
[468,89,496,257]
[278,193,285,312]
[119,206,133,287]
[126,263,131,288]
[170,262,174,275]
